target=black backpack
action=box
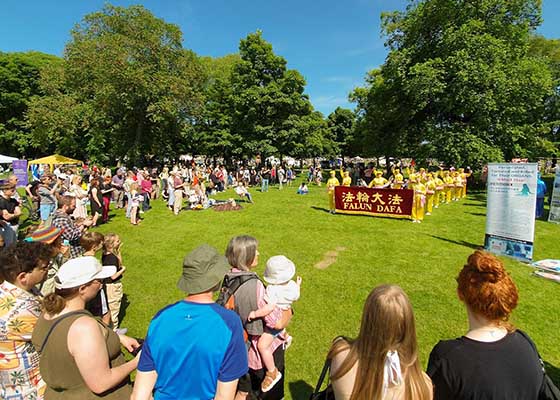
[216,274,258,341]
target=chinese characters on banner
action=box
[334,186,413,218]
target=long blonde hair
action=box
[328,285,431,400]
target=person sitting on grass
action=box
[235,182,253,203]
[296,182,309,195]
[247,255,302,393]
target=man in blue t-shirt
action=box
[131,244,248,400]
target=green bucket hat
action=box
[177,244,230,294]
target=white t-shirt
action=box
[266,280,300,310]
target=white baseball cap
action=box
[264,255,296,285]
[55,256,116,289]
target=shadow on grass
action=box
[288,380,314,400]
[463,202,486,208]
[311,206,333,214]
[467,212,487,217]
[545,360,560,386]
[428,235,482,250]
[119,294,131,326]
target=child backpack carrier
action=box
[217,274,258,342]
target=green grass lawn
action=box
[92,183,560,399]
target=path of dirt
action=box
[314,246,347,269]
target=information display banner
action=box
[485,163,538,261]
[549,166,560,224]
[12,160,28,188]
[334,186,413,219]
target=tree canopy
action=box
[352,0,559,168]
[27,4,205,163]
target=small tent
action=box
[28,154,83,169]
[0,154,18,164]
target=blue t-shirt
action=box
[138,301,248,400]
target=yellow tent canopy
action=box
[28,154,83,167]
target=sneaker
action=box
[284,334,293,350]
[261,368,282,393]
[114,328,128,335]
[139,210,145,214]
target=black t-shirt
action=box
[0,196,19,225]
[102,252,122,283]
[427,331,542,400]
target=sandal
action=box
[261,368,282,392]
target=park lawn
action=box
[92,183,560,399]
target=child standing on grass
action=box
[102,233,127,334]
[248,255,302,392]
[80,231,111,326]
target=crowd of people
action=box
[326,165,473,222]
[1,230,552,400]
[0,160,556,400]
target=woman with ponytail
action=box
[328,284,432,400]
[427,250,543,399]
[31,256,140,400]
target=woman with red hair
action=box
[427,250,544,399]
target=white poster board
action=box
[485,163,538,262]
[548,166,560,224]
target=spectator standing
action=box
[101,176,114,223]
[123,171,135,219]
[277,166,285,190]
[88,178,103,226]
[37,175,58,222]
[261,167,270,192]
[328,285,432,400]
[427,251,543,400]
[0,242,52,400]
[0,183,22,235]
[102,233,127,332]
[52,195,93,258]
[131,244,248,400]
[140,172,152,212]
[222,236,291,400]
[69,175,88,219]
[112,169,125,209]
[31,256,140,400]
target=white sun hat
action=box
[54,256,116,289]
[264,255,296,285]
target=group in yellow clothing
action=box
[327,166,471,222]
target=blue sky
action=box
[1,0,559,116]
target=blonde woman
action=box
[328,285,432,400]
[70,175,88,219]
[129,183,142,225]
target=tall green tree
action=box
[354,0,556,168]
[326,107,356,159]
[229,31,333,160]
[195,54,240,160]
[27,4,205,163]
[0,51,61,157]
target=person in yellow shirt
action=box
[434,173,445,208]
[424,172,437,215]
[458,168,471,198]
[340,167,352,187]
[442,170,454,204]
[368,170,388,188]
[453,171,463,201]
[391,168,404,189]
[410,174,426,223]
[326,170,340,214]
